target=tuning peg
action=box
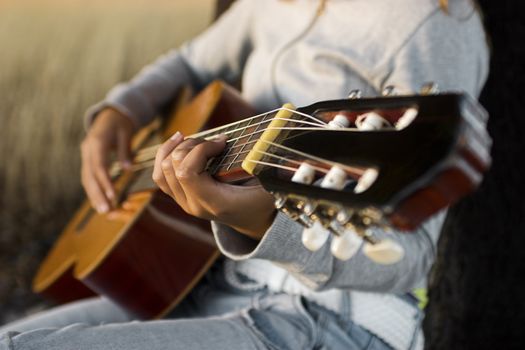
[347,89,362,99]
[298,213,315,228]
[363,238,405,265]
[354,168,378,194]
[420,82,439,95]
[330,230,363,260]
[274,193,288,210]
[302,220,330,251]
[303,201,317,216]
[321,166,347,190]
[328,114,350,129]
[292,162,316,184]
[355,112,391,131]
[273,193,302,221]
[382,85,397,96]
[395,107,418,130]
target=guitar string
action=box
[127,123,315,169]
[133,107,327,160]
[132,120,368,164]
[132,118,326,163]
[127,124,365,176]
[217,139,365,177]
[135,119,385,162]
[243,160,297,173]
[116,135,365,181]
[217,149,336,175]
[123,153,327,180]
[113,124,365,176]
[191,106,328,139]
[111,109,364,176]
[130,110,277,160]
[132,116,327,162]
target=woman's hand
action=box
[153,132,276,240]
[80,108,135,213]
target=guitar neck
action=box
[203,109,284,183]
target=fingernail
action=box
[97,203,109,214]
[106,190,115,200]
[212,134,228,142]
[170,131,183,141]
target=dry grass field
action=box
[0,0,213,323]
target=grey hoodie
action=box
[86,0,489,348]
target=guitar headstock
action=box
[242,87,491,264]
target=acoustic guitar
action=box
[33,81,491,319]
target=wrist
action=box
[231,208,277,241]
[93,107,136,133]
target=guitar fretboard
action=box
[207,111,277,177]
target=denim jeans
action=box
[0,266,392,350]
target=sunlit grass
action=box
[0,0,213,322]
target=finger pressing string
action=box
[110,110,353,175]
[132,108,326,162]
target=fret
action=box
[213,119,250,169]
[207,118,251,175]
[226,117,255,171]
[209,111,277,176]
[220,112,275,173]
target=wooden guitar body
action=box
[33,81,256,319]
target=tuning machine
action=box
[420,82,439,95]
[382,85,397,96]
[301,200,339,252]
[274,192,312,224]
[328,211,363,260]
[331,209,404,265]
[347,89,362,99]
[273,193,339,253]
[334,207,405,264]
[276,160,405,265]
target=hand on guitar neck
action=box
[80,108,136,214]
[80,104,276,240]
[152,131,276,240]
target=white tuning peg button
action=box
[302,221,330,251]
[363,238,405,265]
[354,168,378,194]
[292,162,316,184]
[330,230,363,260]
[328,114,350,129]
[395,108,418,130]
[355,112,391,131]
[321,166,347,190]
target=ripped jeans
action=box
[0,265,392,350]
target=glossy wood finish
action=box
[81,192,219,319]
[33,81,254,319]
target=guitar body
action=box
[33,81,256,319]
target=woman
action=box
[0,0,488,349]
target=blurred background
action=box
[0,0,214,323]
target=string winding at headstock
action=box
[241,84,491,264]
